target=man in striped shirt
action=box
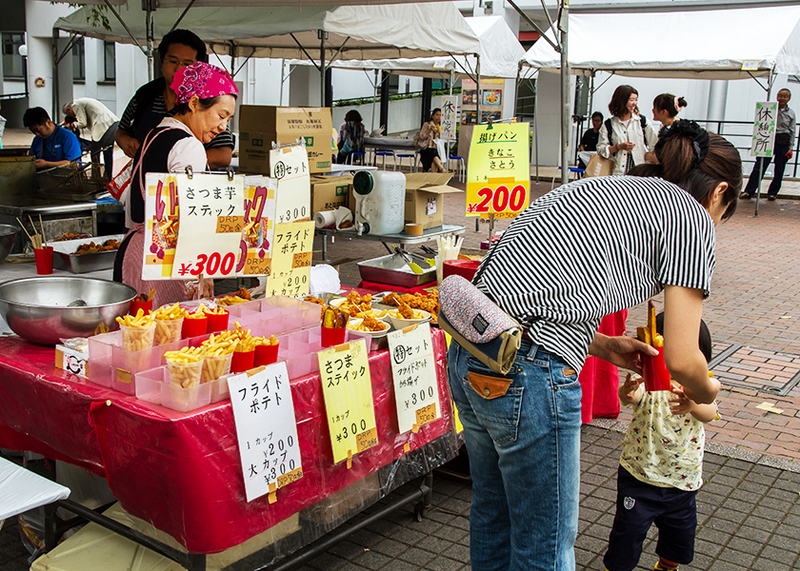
[447,121,741,571]
[115,29,234,170]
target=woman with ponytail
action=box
[447,120,740,571]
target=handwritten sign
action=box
[441,96,458,142]
[387,323,439,433]
[751,101,778,157]
[238,176,277,276]
[228,363,303,503]
[265,220,314,298]
[466,123,530,219]
[318,339,378,465]
[172,174,245,279]
[270,144,311,224]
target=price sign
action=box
[270,144,311,224]
[751,101,778,157]
[171,174,245,279]
[142,173,179,279]
[228,362,303,503]
[318,339,378,465]
[466,123,530,219]
[387,323,440,433]
[237,176,277,276]
[265,220,314,298]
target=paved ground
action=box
[3,131,800,569]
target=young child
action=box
[603,314,718,571]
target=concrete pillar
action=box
[55,38,74,122]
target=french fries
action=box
[116,309,156,351]
[636,301,664,348]
[185,303,210,319]
[255,334,279,346]
[152,303,187,346]
[164,347,204,388]
[204,306,229,315]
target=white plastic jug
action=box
[352,170,406,235]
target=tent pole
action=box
[560,0,570,185]
[279,60,285,105]
[319,30,327,107]
[756,67,776,217]
[534,75,539,185]
[372,69,379,134]
[146,0,155,82]
[588,72,595,122]
[476,55,481,124]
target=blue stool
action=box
[551,166,585,187]
[449,155,466,182]
[396,151,418,172]
[373,149,396,170]
[347,151,366,166]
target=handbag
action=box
[584,153,614,177]
[439,275,522,375]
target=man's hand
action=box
[589,333,658,374]
[35,159,47,169]
[115,129,141,158]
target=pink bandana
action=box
[171,62,238,104]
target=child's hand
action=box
[669,385,694,415]
[621,373,644,402]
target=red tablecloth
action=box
[0,329,455,553]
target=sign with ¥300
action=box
[466,123,530,219]
[387,323,440,434]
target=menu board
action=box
[270,144,311,225]
[318,339,378,466]
[465,122,531,219]
[387,323,440,434]
[228,363,303,503]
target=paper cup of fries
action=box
[231,350,255,374]
[206,310,230,333]
[154,317,184,346]
[201,353,233,383]
[120,322,156,352]
[255,339,280,366]
[165,355,204,388]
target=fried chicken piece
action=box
[304,295,325,306]
[397,303,417,319]
[237,287,251,301]
[362,315,385,331]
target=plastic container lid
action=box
[353,171,374,195]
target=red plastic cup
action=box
[128,299,153,316]
[182,316,208,339]
[206,311,230,333]
[641,347,672,392]
[231,350,255,374]
[321,326,346,348]
[34,246,54,275]
[255,342,280,366]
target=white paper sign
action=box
[751,101,778,158]
[441,96,458,142]
[387,323,440,433]
[228,362,303,503]
[171,174,245,279]
[270,144,311,224]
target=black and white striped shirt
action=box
[473,176,716,373]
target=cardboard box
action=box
[311,175,353,213]
[55,344,88,379]
[239,106,333,174]
[404,173,461,229]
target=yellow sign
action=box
[466,123,530,219]
[318,339,379,464]
[265,220,314,298]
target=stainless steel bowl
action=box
[0,224,19,263]
[0,277,136,345]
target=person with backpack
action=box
[336,109,367,164]
[597,85,658,176]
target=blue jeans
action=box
[447,339,582,571]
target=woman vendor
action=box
[447,120,740,571]
[113,62,238,307]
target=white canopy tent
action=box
[54,3,480,106]
[524,6,800,81]
[304,16,528,80]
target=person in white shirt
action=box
[63,98,119,181]
[597,85,658,176]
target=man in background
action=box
[24,107,81,170]
[115,29,234,170]
[63,98,119,181]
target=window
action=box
[1,32,25,79]
[72,39,85,81]
[103,41,115,82]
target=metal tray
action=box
[357,254,436,288]
[51,234,126,274]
